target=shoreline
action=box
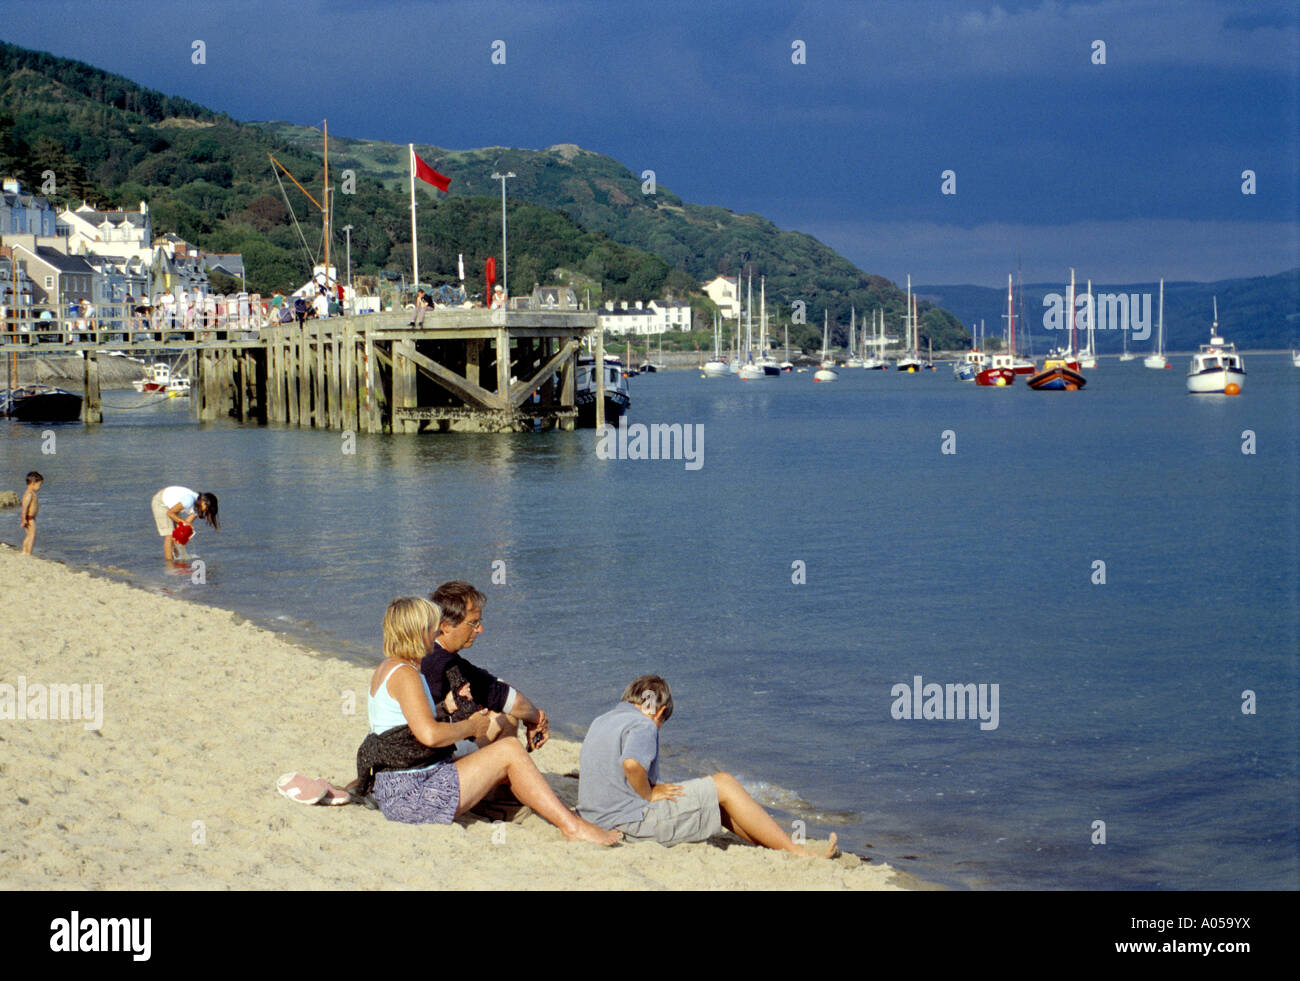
[0,546,911,890]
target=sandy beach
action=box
[0,547,906,890]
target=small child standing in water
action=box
[20,471,42,554]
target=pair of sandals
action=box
[276,772,353,806]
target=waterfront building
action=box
[701,274,741,319]
[0,178,60,240]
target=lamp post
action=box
[341,224,353,296]
[490,171,515,302]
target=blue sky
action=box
[5,0,1297,286]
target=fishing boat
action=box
[954,344,983,381]
[133,362,177,393]
[813,312,838,382]
[1028,356,1086,390]
[1144,278,1169,369]
[1,384,83,422]
[1186,298,1245,395]
[1028,269,1086,390]
[976,353,1016,386]
[977,280,1018,386]
[576,354,631,425]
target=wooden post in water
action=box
[363,328,377,433]
[466,339,481,388]
[341,322,357,432]
[314,322,326,427]
[559,340,575,432]
[297,323,311,426]
[393,338,418,433]
[495,327,511,429]
[80,351,102,424]
[595,328,606,430]
[328,331,342,429]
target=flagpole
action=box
[409,143,419,292]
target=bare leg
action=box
[712,772,837,858]
[164,535,175,561]
[454,740,620,845]
[21,521,35,555]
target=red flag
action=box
[412,149,451,192]
[485,256,496,301]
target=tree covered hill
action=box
[260,121,971,350]
[0,39,968,352]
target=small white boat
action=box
[1291,350,1300,367]
[814,312,838,381]
[133,362,178,393]
[1144,279,1169,370]
[1186,298,1245,395]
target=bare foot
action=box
[794,833,838,859]
[562,815,623,846]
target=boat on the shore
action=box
[1186,298,1245,395]
[1,384,83,422]
[576,354,631,426]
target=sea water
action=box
[4,358,1297,890]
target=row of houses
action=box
[0,177,243,328]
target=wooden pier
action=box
[5,309,598,433]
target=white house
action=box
[59,200,154,264]
[701,274,741,320]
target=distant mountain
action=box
[918,269,1300,353]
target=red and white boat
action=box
[977,276,1019,386]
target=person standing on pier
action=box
[421,581,550,755]
[150,486,219,560]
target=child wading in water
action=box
[150,486,218,560]
[20,471,42,555]
[578,675,838,857]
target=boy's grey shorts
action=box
[618,776,723,845]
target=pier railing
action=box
[5,307,598,433]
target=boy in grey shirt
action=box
[578,675,838,856]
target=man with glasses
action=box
[421,580,550,754]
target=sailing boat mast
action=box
[323,119,331,297]
[1007,273,1016,357]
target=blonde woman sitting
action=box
[358,597,620,845]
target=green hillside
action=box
[260,121,970,351]
[0,39,968,353]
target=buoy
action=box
[1224,383,1240,395]
[995,377,1007,387]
